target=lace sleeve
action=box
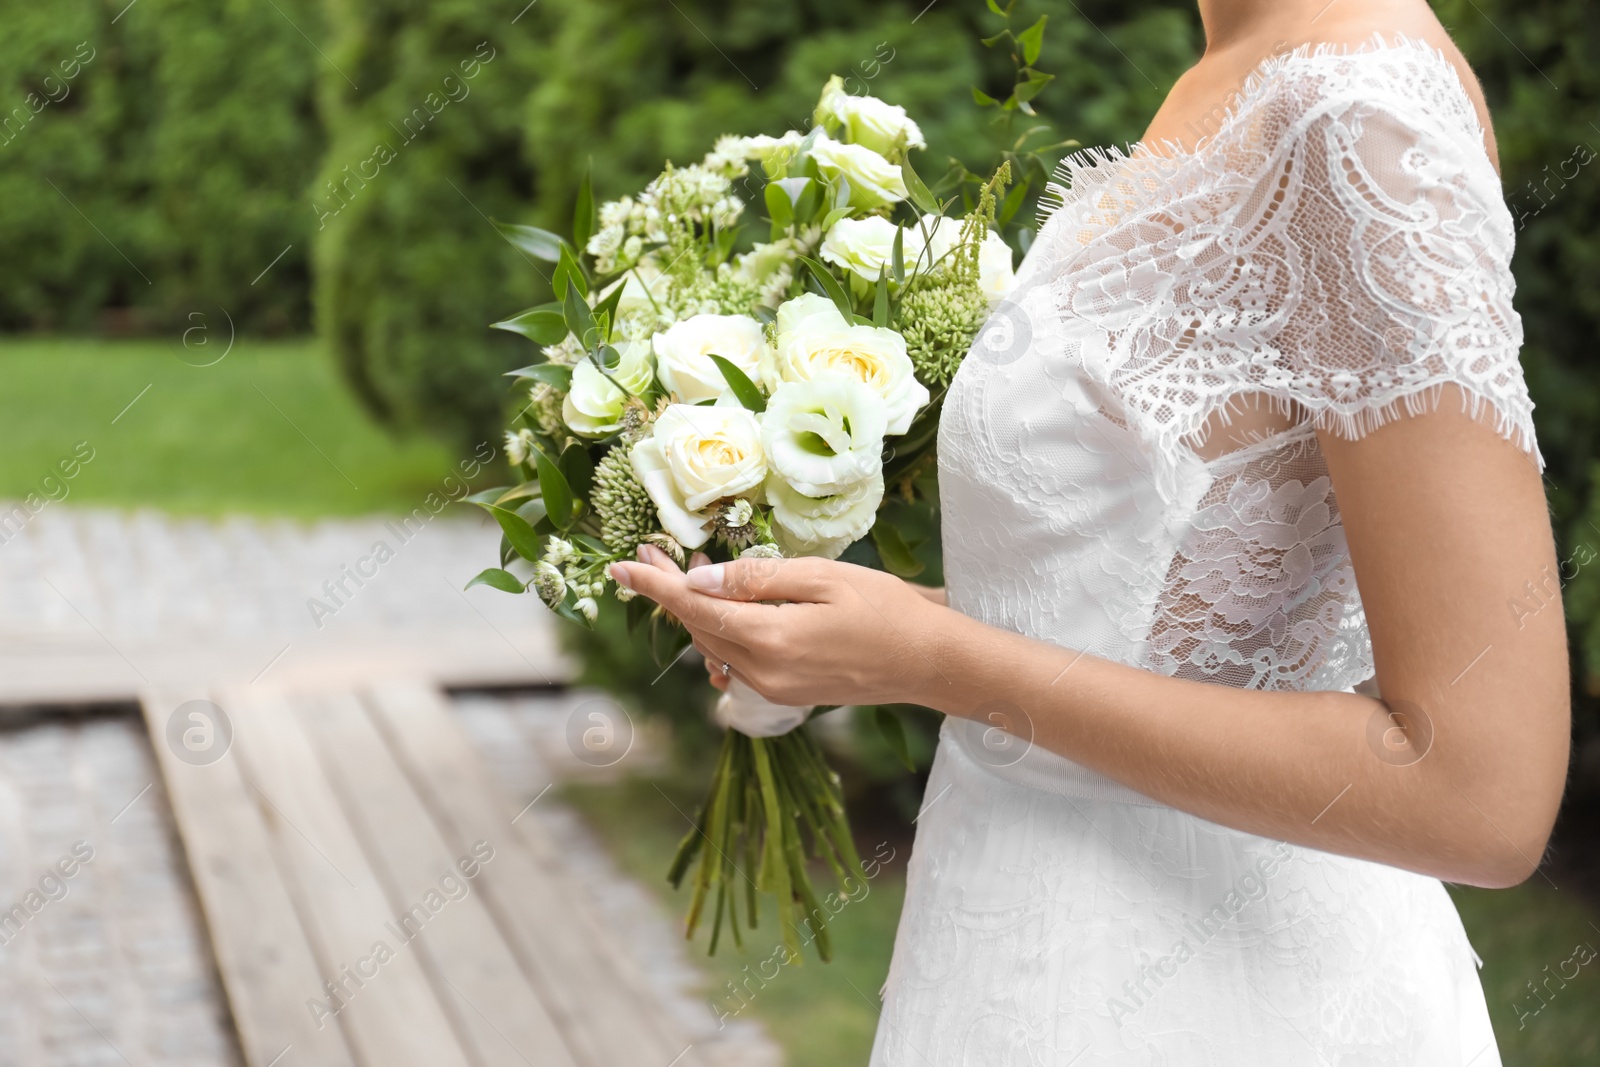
[1240,75,1541,464]
[1145,56,1542,691]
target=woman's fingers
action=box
[692,636,734,691]
[636,543,684,574]
[609,559,758,638]
[684,555,836,602]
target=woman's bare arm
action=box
[611,395,1570,888]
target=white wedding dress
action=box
[871,36,1539,1066]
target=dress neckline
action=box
[1037,32,1485,226]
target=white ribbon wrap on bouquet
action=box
[713,677,812,738]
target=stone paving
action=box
[0,709,242,1067]
[0,504,563,704]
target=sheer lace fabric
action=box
[872,36,1528,1065]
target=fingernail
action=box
[609,563,635,590]
[685,563,724,593]
[635,545,649,563]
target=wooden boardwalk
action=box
[1,507,773,1067]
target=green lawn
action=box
[567,769,1600,1067]
[1451,880,1600,1065]
[562,771,905,1067]
[0,337,469,517]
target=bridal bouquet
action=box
[468,76,1019,960]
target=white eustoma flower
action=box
[977,228,1017,302]
[808,134,906,210]
[819,216,898,283]
[761,375,885,497]
[766,293,929,435]
[766,468,884,560]
[630,405,766,549]
[562,341,655,438]
[815,76,927,156]
[652,314,768,404]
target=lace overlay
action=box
[873,36,1524,1065]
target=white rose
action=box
[816,76,927,156]
[767,293,929,435]
[809,134,906,211]
[561,341,655,438]
[652,314,768,404]
[630,404,767,549]
[762,376,885,497]
[819,216,898,283]
[767,469,884,560]
[978,229,1016,302]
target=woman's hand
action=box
[609,546,949,708]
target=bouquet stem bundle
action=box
[668,721,866,961]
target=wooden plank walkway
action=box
[142,681,726,1067]
[3,507,773,1067]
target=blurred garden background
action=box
[3,1,1599,1063]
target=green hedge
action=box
[310,0,548,448]
[0,0,322,334]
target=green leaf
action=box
[570,533,609,555]
[984,0,1006,16]
[559,442,594,500]
[597,343,621,370]
[573,166,596,252]
[874,706,916,772]
[507,363,572,390]
[891,225,905,285]
[899,154,939,215]
[971,86,1000,107]
[871,523,925,578]
[873,267,889,327]
[764,181,793,237]
[1014,69,1055,104]
[495,481,542,505]
[980,30,1010,48]
[710,354,766,413]
[495,222,565,262]
[485,505,544,562]
[554,244,588,300]
[465,568,526,594]
[1017,14,1047,66]
[800,256,857,324]
[492,303,569,345]
[463,486,509,507]
[999,181,1029,228]
[562,279,598,345]
[819,205,853,233]
[532,448,574,529]
[591,278,625,339]
[793,177,823,223]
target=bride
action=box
[607,0,1569,1062]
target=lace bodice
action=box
[874,38,1514,1066]
[938,34,1539,743]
